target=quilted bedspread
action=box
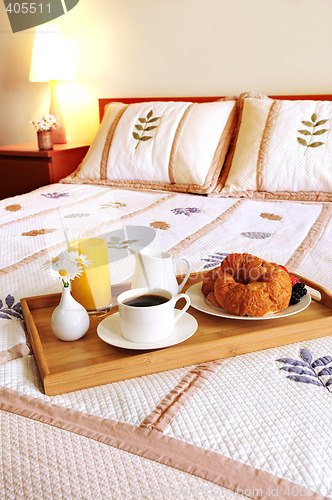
[0,183,331,499]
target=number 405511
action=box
[6,3,51,14]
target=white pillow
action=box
[63,99,237,194]
[215,97,332,201]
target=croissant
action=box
[201,253,292,316]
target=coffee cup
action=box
[117,287,191,343]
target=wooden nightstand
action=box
[0,142,90,199]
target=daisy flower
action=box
[70,250,91,268]
[47,250,86,287]
[30,114,57,132]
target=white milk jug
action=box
[132,248,191,296]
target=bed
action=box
[0,93,331,499]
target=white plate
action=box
[186,282,311,320]
[97,311,198,350]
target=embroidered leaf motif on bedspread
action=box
[260,213,283,221]
[4,204,22,212]
[241,232,272,239]
[297,113,329,154]
[107,236,138,249]
[22,229,56,236]
[100,202,127,209]
[312,356,332,368]
[150,221,170,230]
[64,213,90,218]
[299,348,312,364]
[171,207,202,216]
[0,295,23,320]
[277,348,332,392]
[201,252,229,269]
[41,192,70,198]
[133,110,161,149]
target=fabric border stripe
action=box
[0,387,326,500]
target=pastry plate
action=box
[186,282,311,320]
[97,311,198,350]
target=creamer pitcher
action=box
[132,248,191,296]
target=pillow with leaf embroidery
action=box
[63,99,237,194]
[214,97,332,201]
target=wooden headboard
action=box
[98,95,332,122]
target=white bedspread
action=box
[0,183,331,499]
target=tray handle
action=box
[295,274,332,310]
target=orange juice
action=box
[69,238,112,312]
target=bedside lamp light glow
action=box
[29,25,76,144]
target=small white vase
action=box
[51,285,90,341]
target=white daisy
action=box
[48,250,84,287]
[70,250,91,268]
[30,114,57,132]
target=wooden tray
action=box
[21,275,332,396]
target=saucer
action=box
[97,311,198,350]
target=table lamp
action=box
[29,25,76,144]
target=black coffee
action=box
[123,294,169,307]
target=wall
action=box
[1,0,332,145]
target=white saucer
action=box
[97,311,198,350]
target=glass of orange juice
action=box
[69,238,112,315]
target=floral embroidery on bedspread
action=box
[0,295,23,320]
[41,192,70,199]
[171,207,202,216]
[63,213,90,218]
[241,231,273,239]
[260,213,283,221]
[150,221,170,230]
[100,201,127,209]
[107,236,138,250]
[4,204,22,212]
[201,252,229,269]
[21,229,56,236]
[277,348,332,392]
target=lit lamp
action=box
[29,25,76,144]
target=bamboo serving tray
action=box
[21,275,332,396]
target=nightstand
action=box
[0,142,90,199]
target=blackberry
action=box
[289,282,307,305]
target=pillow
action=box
[63,99,237,194]
[214,96,332,201]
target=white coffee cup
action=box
[117,287,191,343]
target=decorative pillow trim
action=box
[209,189,332,202]
[100,105,128,180]
[217,92,270,191]
[256,100,281,190]
[168,103,194,184]
[206,106,238,191]
[62,175,223,194]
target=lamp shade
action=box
[29,24,76,144]
[29,24,76,82]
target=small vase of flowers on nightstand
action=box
[30,114,57,150]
